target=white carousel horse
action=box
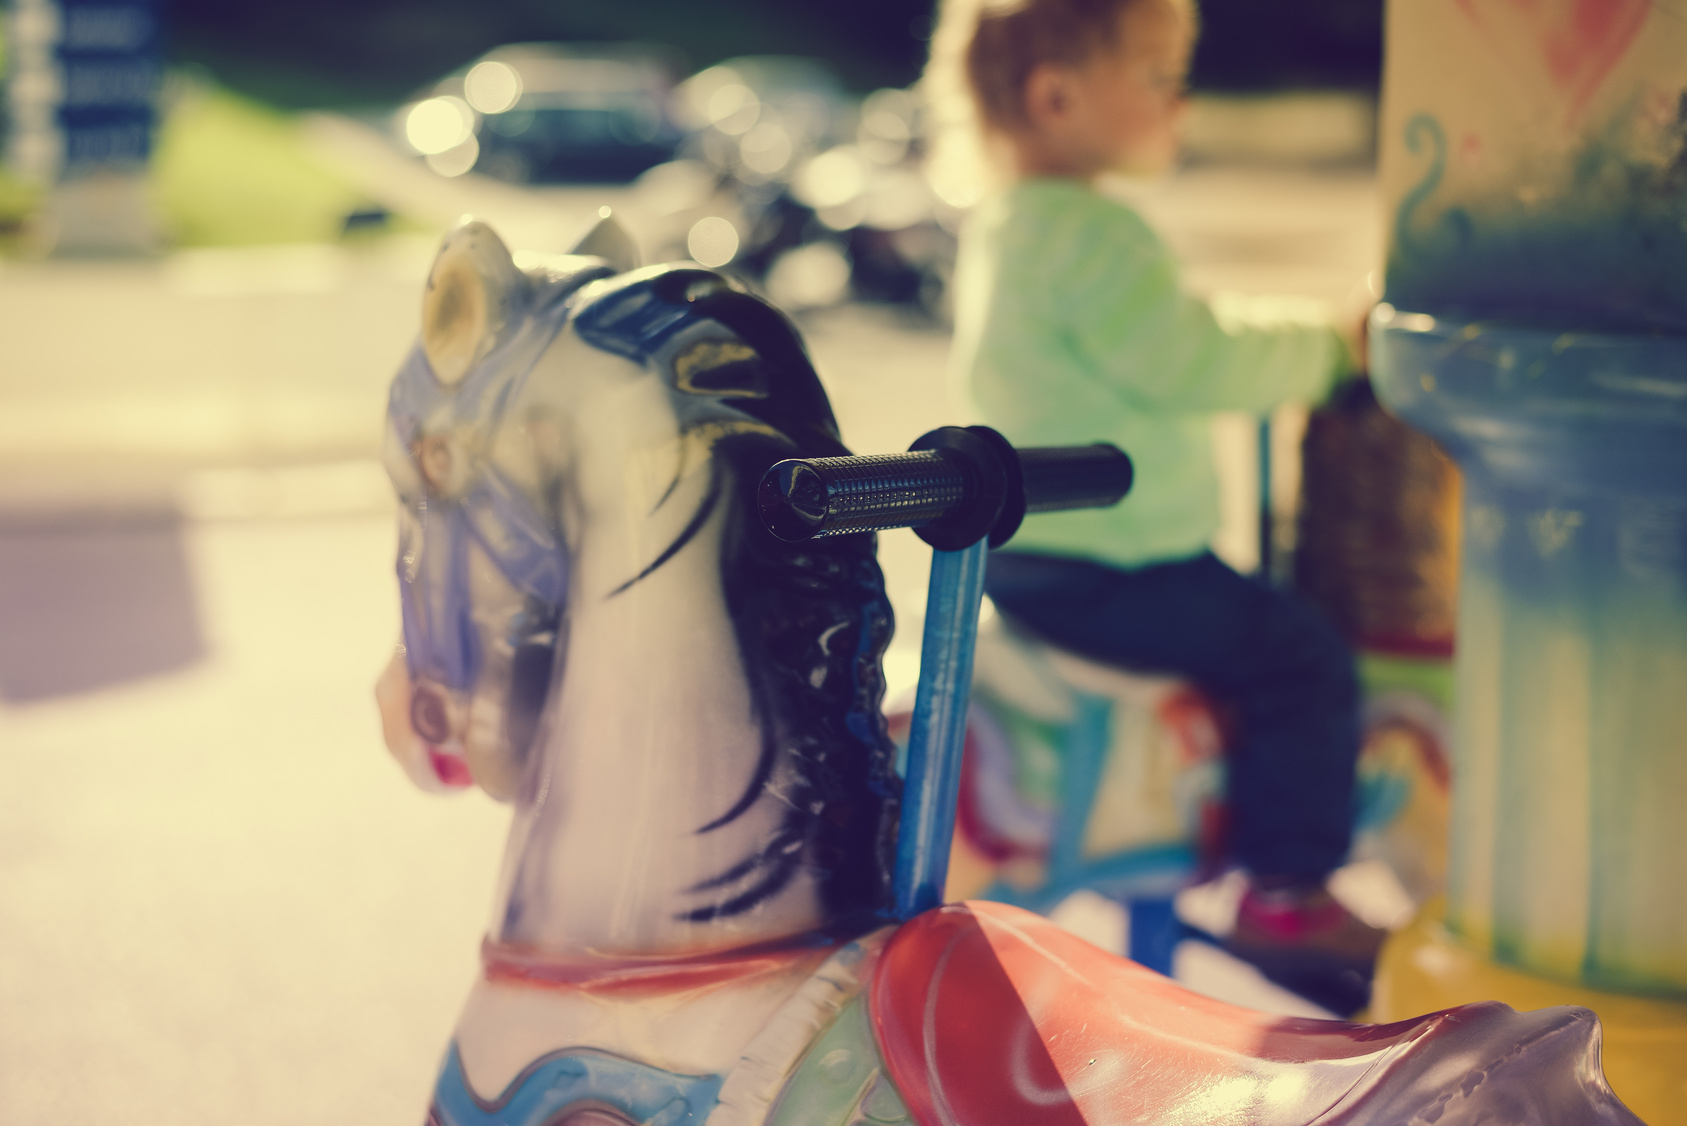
[374,218,1641,1126]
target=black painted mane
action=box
[572,267,901,930]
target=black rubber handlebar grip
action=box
[1018,444,1135,514]
[758,451,968,542]
[758,426,1132,550]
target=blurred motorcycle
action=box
[639,66,962,319]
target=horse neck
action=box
[492,444,833,961]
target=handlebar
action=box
[757,425,1133,551]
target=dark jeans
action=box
[985,551,1361,882]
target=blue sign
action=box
[55,0,159,172]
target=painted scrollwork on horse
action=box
[373,218,1642,1126]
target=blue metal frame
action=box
[1258,414,1275,583]
[891,539,990,919]
[890,538,1198,958]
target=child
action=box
[928,0,1383,975]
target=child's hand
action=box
[1338,272,1380,377]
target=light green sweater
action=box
[951,177,1347,569]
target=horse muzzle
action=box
[410,680,474,789]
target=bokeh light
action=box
[425,134,480,177]
[674,65,738,131]
[634,159,717,215]
[686,216,739,267]
[858,87,916,166]
[464,61,522,115]
[739,122,793,176]
[863,168,933,231]
[793,146,867,210]
[405,96,475,155]
[766,241,851,309]
[707,84,760,135]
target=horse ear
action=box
[568,210,639,273]
[422,220,527,385]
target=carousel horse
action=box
[374,217,1641,1126]
[905,615,1453,914]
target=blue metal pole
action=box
[1257,414,1274,583]
[892,538,990,919]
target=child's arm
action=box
[1060,201,1350,415]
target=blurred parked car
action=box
[400,44,683,183]
[672,56,850,176]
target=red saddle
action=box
[867,901,1634,1126]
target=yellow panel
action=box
[1374,906,1687,1126]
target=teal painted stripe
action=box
[431,1043,722,1126]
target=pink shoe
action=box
[1232,883,1386,965]
[1225,882,1387,1014]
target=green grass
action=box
[151,83,383,247]
[0,169,43,228]
[0,25,42,240]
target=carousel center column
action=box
[1369,3,1687,1122]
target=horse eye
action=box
[415,436,456,490]
[411,685,453,744]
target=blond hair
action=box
[922,0,1193,201]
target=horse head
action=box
[376,218,901,956]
